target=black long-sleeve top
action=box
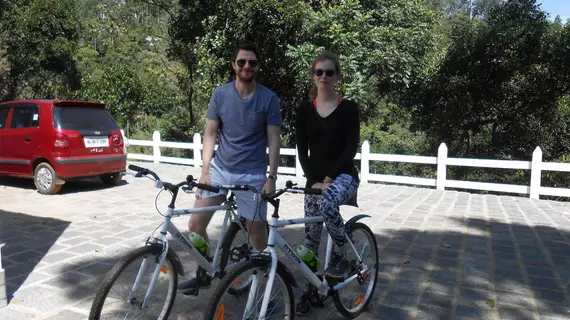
[295,98,361,188]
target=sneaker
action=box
[177,267,211,295]
[324,253,349,279]
[295,292,311,316]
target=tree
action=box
[409,0,570,170]
[0,0,81,101]
[473,0,503,18]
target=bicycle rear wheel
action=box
[204,258,295,320]
[89,246,179,320]
[332,222,379,318]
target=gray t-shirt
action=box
[206,81,281,174]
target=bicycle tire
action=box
[89,245,180,320]
[332,222,379,318]
[204,258,295,320]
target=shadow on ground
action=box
[0,209,71,302]
[0,176,129,195]
[53,215,570,319]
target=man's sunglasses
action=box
[314,69,335,77]
[236,59,259,68]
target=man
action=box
[178,40,281,295]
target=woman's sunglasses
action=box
[236,59,259,68]
[313,69,335,77]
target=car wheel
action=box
[100,173,122,186]
[34,163,63,195]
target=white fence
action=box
[121,130,570,200]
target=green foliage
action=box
[409,0,570,171]
[0,0,81,100]
[74,64,149,126]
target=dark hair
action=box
[232,40,262,61]
[309,50,342,99]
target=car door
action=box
[0,105,12,173]
[3,103,41,176]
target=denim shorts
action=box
[199,158,268,222]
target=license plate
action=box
[84,136,109,148]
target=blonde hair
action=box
[309,51,342,100]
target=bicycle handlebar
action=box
[127,164,320,204]
[263,180,322,201]
[128,164,220,193]
[128,164,263,194]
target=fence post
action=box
[152,131,161,164]
[295,147,304,179]
[436,143,448,190]
[120,129,128,155]
[530,146,542,199]
[193,133,202,168]
[361,141,370,184]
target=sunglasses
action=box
[313,69,335,77]
[236,59,259,68]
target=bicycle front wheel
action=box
[204,258,295,320]
[89,246,179,320]
[332,222,379,318]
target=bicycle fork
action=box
[256,245,278,320]
[128,235,170,309]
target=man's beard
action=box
[236,70,256,83]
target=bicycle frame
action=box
[133,196,245,309]
[253,215,375,319]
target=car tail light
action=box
[112,134,124,153]
[54,133,69,149]
[111,134,122,145]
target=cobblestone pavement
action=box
[1,161,570,319]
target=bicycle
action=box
[205,180,379,320]
[89,164,261,319]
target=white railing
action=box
[120,130,570,200]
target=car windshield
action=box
[53,106,118,131]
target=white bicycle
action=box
[205,181,379,319]
[89,164,260,319]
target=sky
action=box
[537,0,570,22]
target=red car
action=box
[0,99,127,194]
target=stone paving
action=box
[0,161,569,319]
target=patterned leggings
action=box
[303,174,359,256]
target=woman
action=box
[295,50,361,315]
